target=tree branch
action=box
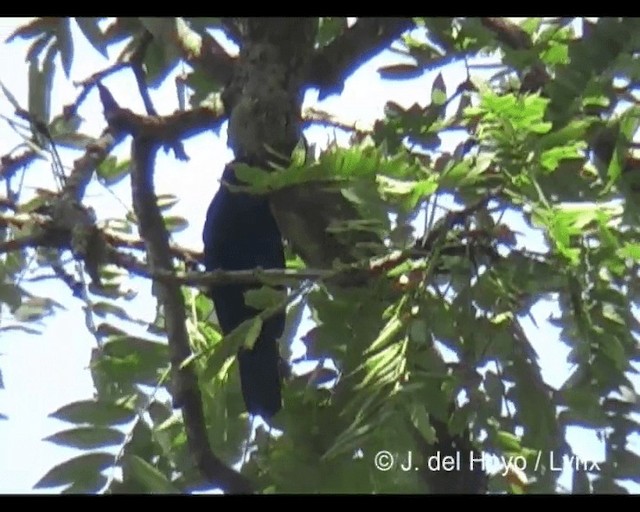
[101,101,226,148]
[302,106,373,135]
[102,228,202,263]
[480,17,533,50]
[0,150,40,181]
[65,29,153,121]
[308,17,414,99]
[63,128,122,202]
[100,87,251,494]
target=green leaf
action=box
[496,431,522,452]
[617,243,640,261]
[243,316,263,351]
[74,17,108,57]
[540,41,569,66]
[0,283,23,310]
[163,215,189,233]
[378,63,423,80]
[28,59,51,125]
[408,178,438,208]
[364,312,404,356]
[50,400,135,426]
[244,286,286,311]
[44,427,125,449]
[35,453,115,489]
[0,80,22,111]
[600,336,627,371]
[185,68,225,107]
[56,18,74,77]
[97,156,131,186]
[25,33,53,63]
[323,391,393,460]
[508,361,558,451]
[98,336,169,386]
[138,18,182,87]
[125,454,180,493]
[92,302,135,323]
[536,119,593,152]
[202,316,262,382]
[62,473,108,494]
[539,142,586,172]
[431,72,447,105]
[156,194,180,211]
[12,297,55,322]
[316,17,347,47]
[174,18,202,59]
[560,388,609,428]
[49,111,84,139]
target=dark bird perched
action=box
[202,164,286,419]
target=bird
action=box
[202,164,286,419]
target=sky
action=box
[0,17,636,494]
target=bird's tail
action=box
[237,331,282,419]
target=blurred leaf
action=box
[35,453,115,489]
[48,111,84,141]
[0,81,22,111]
[75,17,108,57]
[124,454,180,493]
[56,18,74,77]
[156,194,180,211]
[62,472,108,494]
[97,156,131,186]
[163,215,189,233]
[244,286,286,311]
[0,283,23,310]
[316,17,347,47]
[92,302,135,322]
[617,243,640,261]
[98,336,169,386]
[28,59,51,126]
[378,63,423,80]
[138,18,183,87]
[44,427,125,449]
[202,316,262,382]
[25,33,54,63]
[540,142,586,172]
[431,72,447,105]
[496,431,522,452]
[13,296,56,322]
[50,400,134,426]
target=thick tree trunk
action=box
[223,18,315,166]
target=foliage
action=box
[1,17,639,494]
